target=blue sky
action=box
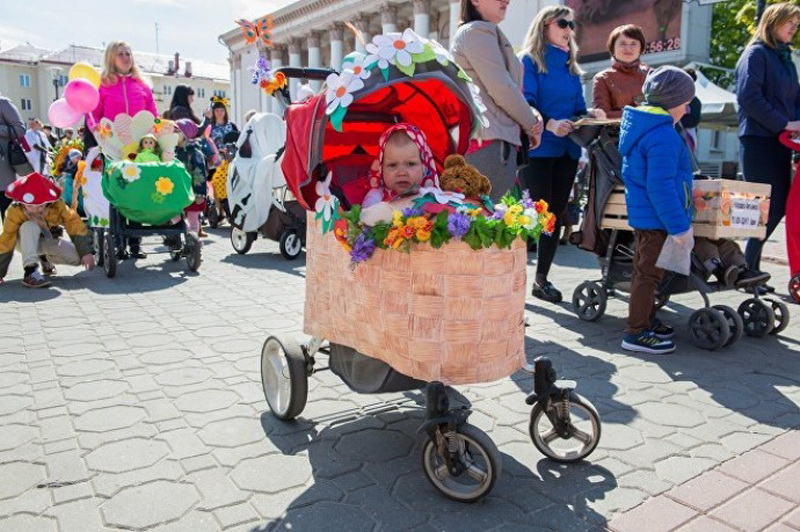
[0,0,293,64]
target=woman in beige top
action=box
[451,0,543,201]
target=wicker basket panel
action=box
[303,213,526,384]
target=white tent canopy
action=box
[690,65,739,129]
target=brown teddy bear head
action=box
[439,154,492,198]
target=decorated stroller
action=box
[779,131,800,304]
[227,112,306,259]
[569,125,790,348]
[93,111,201,277]
[259,32,601,503]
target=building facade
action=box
[0,44,230,127]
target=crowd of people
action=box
[0,1,798,355]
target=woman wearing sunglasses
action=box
[520,5,605,303]
[592,24,649,119]
[450,0,544,201]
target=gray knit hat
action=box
[642,66,696,110]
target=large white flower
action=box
[365,29,425,69]
[343,52,372,80]
[315,172,338,223]
[430,39,453,66]
[419,186,466,205]
[324,71,364,115]
[120,162,141,183]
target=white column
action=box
[269,47,285,114]
[308,32,322,92]
[413,0,430,38]
[288,38,302,102]
[355,15,371,53]
[329,24,344,70]
[448,1,460,50]
[382,5,398,34]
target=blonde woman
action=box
[90,41,157,124]
[736,2,800,287]
[450,0,543,201]
[90,41,157,260]
[520,5,605,303]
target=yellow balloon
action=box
[68,62,101,88]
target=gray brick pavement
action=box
[0,226,797,531]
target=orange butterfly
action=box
[236,16,273,48]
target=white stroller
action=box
[227,112,305,259]
[80,147,111,266]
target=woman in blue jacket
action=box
[520,5,605,303]
[735,2,800,291]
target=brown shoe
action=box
[22,270,52,288]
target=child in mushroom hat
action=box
[0,172,95,288]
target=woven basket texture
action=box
[304,212,527,384]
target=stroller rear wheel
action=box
[185,233,202,272]
[789,273,800,304]
[529,393,601,463]
[571,281,607,322]
[103,233,117,278]
[764,298,790,335]
[421,423,500,503]
[712,305,744,347]
[279,230,303,260]
[738,298,775,338]
[92,228,105,267]
[261,336,308,421]
[689,308,730,350]
[231,227,256,255]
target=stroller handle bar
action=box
[271,67,338,110]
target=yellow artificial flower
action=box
[468,208,482,218]
[519,215,531,227]
[503,211,517,226]
[155,177,174,195]
[392,211,403,226]
[416,229,431,242]
[509,204,523,215]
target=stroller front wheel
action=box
[103,233,117,278]
[261,336,308,421]
[689,308,730,350]
[764,298,790,335]
[712,305,744,347]
[571,281,607,322]
[529,393,601,463]
[421,423,500,503]
[231,227,256,255]
[279,230,303,260]
[738,298,775,338]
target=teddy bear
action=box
[438,154,492,199]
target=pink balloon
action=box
[64,78,99,114]
[48,99,84,128]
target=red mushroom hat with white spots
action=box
[5,173,62,206]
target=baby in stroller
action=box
[619,66,770,355]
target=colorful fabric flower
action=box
[430,40,453,66]
[344,53,372,80]
[315,172,340,232]
[365,29,425,69]
[448,212,471,239]
[155,177,174,195]
[120,162,141,183]
[351,232,376,263]
[324,70,364,115]
[419,186,465,205]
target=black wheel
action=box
[231,227,255,255]
[571,281,607,322]
[260,336,308,421]
[712,305,744,348]
[279,230,303,260]
[421,423,501,503]
[185,233,202,272]
[530,393,601,463]
[764,298,790,335]
[206,205,219,229]
[92,228,104,267]
[789,273,800,304]
[655,292,670,309]
[738,298,775,338]
[688,308,730,350]
[102,233,117,278]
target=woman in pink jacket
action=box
[91,41,157,259]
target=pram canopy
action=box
[280,30,488,210]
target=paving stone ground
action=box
[0,222,797,531]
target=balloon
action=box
[68,61,101,88]
[64,79,99,114]
[48,99,84,128]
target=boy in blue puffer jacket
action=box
[618,66,696,354]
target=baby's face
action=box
[382,142,424,194]
[142,138,156,150]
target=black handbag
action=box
[2,114,33,175]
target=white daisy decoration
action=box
[365,28,425,69]
[344,53,372,80]
[325,71,364,115]
[430,40,453,66]
[120,162,142,183]
[419,186,466,205]
[314,172,340,232]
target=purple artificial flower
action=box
[447,212,471,239]
[521,188,534,209]
[492,203,508,220]
[402,206,423,217]
[351,232,376,263]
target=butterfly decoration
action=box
[211,95,230,107]
[236,16,274,48]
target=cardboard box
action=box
[600,179,771,240]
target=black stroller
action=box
[568,125,790,350]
